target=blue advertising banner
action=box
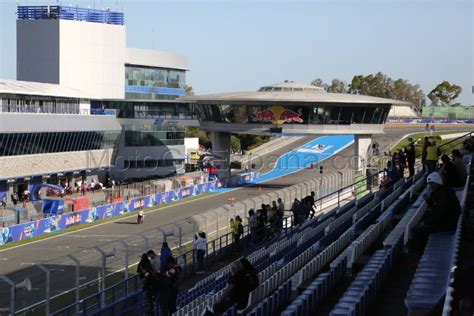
[0,180,220,246]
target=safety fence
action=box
[0,180,222,246]
[0,167,371,315]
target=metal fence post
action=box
[94,246,116,309]
[35,264,50,316]
[209,210,219,238]
[137,233,149,252]
[0,276,15,315]
[174,224,183,250]
[118,240,129,281]
[67,254,82,315]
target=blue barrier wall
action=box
[0,181,220,246]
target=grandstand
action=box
[388,105,419,119]
[45,132,473,316]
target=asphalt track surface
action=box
[0,125,472,312]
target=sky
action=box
[0,0,473,105]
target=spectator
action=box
[147,250,159,272]
[204,258,259,315]
[398,149,407,176]
[230,218,237,240]
[256,209,266,240]
[451,149,467,185]
[166,256,182,314]
[234,216,244,249]
[11,193,17,206]
[461,139,473,156]
[405,144,416,177]
[248,209,259,244]
[277,198,285,228]
[303,191,316,219]
[422,137,430,172]
[193,231,207,274]
[410,172,461,252]
[259,204,268,223]
[440,155,463,188]
[160,242,172,273]
[291,198,300,226]
[425,140,439,173]
[297,199,309,225]
[137,253,158,312]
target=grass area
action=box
[0,193,214,251]
[390,131,469,156]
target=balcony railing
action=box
[17,6,124,25]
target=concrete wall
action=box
[59,20,125,99]
[0,113,121,133]
[17,19,126,99]
[126,48,188,70]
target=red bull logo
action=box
[255,105,303,124]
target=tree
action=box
[327,79,348,93]
[185,127,211,148]
[184,85,195,97]
[310,78,328,91]
[427,81,462,106]
[230,135,241,151]
[348,72,425,112]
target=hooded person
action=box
[423,172,460,232]
[410,172,461,253]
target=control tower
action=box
[16,5,126,99]
[183,81,412,178]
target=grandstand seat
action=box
[329,249,394,316]
[405,216,463,313]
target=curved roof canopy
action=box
[0,79,86,99]
[182,81,411,106]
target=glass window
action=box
[352,108,365,124]
[363,108,376,124]
[339,106,354,125]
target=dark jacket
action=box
[441,161,463,188]
[160,247,172,272]
[425,186,460,232]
